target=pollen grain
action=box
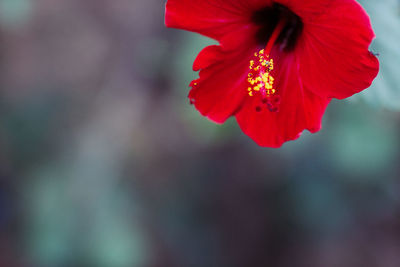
[247,49,276,97]
[247,49,281,113]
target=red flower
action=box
[165,0,379,147]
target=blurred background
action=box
[0,0,399,266]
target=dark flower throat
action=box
[252,3,303,52]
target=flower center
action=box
[247,4,303,113]
[247,17,287,112]
[247,49,281,113]
[252,3,303,52]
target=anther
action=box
[246,51,278,109]
[247,17,287,113]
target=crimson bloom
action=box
[165,0,379,147]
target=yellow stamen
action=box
[245,18,287,113]
[246,49,276,99]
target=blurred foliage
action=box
[0,0,32,29]
[356,0,400,109]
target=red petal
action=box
[189,50,249,123]
[189,27,259,123]
[165,0,272,42]
[235,49,330,148]
[294,0,379,99]
[193,26,258,71]
[193,45,223,71]
[275,0,332,22]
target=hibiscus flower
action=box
[165,0,379,147]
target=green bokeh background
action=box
[0,0,399,266]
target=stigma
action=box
[247,49,280,112]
